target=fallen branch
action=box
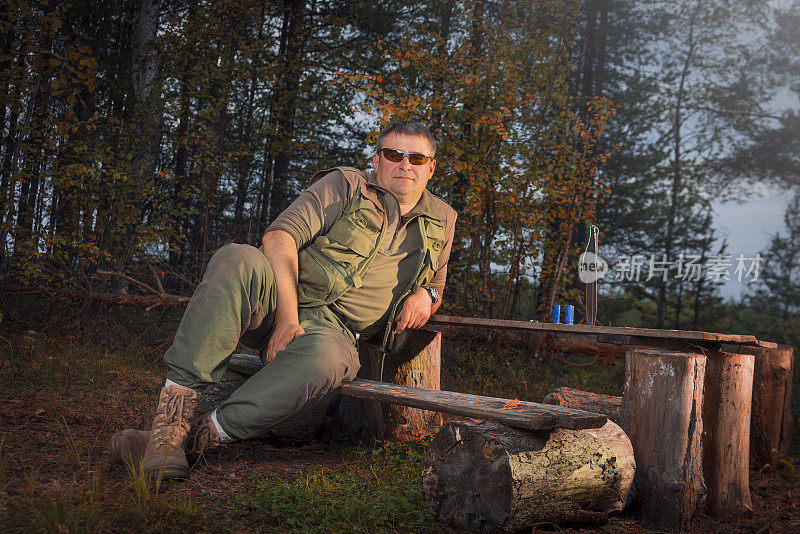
[58,287,189,308]
[97,269,161,296]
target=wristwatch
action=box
[424,286,440,304]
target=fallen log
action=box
[621,348,706,532]
[542,387,622,425]
[741,344,794,470]
[421,420,636,533]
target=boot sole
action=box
[144,463,189,479]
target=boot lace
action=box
[187,417,217,459]
[152,391,190,447]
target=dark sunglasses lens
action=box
[382,149,404,162]
[408,153,429,165]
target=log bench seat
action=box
[228,353,607,431]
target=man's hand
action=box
[394,288,434,333]
[265,321,305,363]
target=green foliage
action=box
[442,338,625,400]
[246,443,439,533]
[342,0,616,319]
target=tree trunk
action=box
[621,348,706,532]
[421,420,635,533]
[702,350,754,518]
[332,329,442,443]
[267,0,306,223]
[741,344,794,470]
[131,0,161,104]
[542,386,622,425]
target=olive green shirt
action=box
[266,169,456,336]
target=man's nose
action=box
[399,155,412,169]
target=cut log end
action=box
[542,386,622,425]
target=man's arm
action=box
[395,210,457,333]
[262,229,305,362]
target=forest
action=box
[1,1,799,532]
[1,0,799,342]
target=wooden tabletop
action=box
[428,315,777,348]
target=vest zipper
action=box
[380,216,430,352]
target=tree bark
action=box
[741,344,794,470]
[131,0,161,104]
[267,0,306,223]
[702,350,754,518]
[542,386,622,425]
[421,420,635,533]
[333,329,442,443]
[621,348,706,532]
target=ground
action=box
[0,315,798,533]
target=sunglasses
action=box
[379,148,433,165]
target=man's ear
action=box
[429,158,436,174]
[372,152,380,170]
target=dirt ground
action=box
[1,328,798,533]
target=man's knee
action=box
[206,243,271,279]
[299,333,360,382]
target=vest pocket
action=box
[298,247,333,304]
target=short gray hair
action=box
[375,120,437,156]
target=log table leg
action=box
[702,350,754,518]
[421,420,635,533]
[334,329,443,443]
[740,344,794,470]
[621,348,706,532]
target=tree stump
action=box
[542,387,622,425]
[702,350,754,518]
[621,348,706,532]
[334,329,442,443]
[421,420,635,533]
[740,344,794,470]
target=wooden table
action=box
[427,314,777,351]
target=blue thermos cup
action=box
[565,305,574,324]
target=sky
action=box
[712,186,787,298]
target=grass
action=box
[441,338,625,401]
[244,443,440,533]
[0,321,447,533]
[1,312,797,533]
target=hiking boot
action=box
[186,412,221,460]
[110,429,150,466]
[142,385,199,479]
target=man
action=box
[111,120,457,479]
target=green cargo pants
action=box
[163,243,360,440]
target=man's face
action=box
[372,133,436,206]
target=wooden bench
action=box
[229,353,607,431]
[228,351,635,531]
[226,316,788,531]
